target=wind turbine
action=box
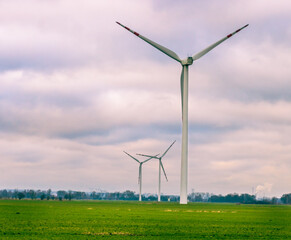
[123,151,156,201]
[117,21,249,204]
[137,140,176,202]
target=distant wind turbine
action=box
[117,21,248,204]
[123,151,156,201]
[137,140,176,202]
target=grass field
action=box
[0,200,290,239]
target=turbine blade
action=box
[116,21,181,63]
[180,68,184,119]
[137,153,158,159]
[161,140,176,158]
[160,160,168,181]
[138,164,141,184]
[123,151,140,163]
[142,154,159,164]
[192,24,249,61]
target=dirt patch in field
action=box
[194,210,224,213]
[164,209,179,212]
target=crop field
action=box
[0,200,290,239]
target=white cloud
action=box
[255,183,273,198]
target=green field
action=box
[0,200,290,239]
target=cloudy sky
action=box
[1,0,291,197]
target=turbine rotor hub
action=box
[181,57,193,66]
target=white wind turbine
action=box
[117,21,249,204]
[137,140,176,202]
[123,151,156,201]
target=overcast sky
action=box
[1,0,291,197]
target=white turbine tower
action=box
[117,22,249,204]
[137,140,176,202]
[123,151,156,201]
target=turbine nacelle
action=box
[181,57,194,66]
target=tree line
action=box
[0,189,290,204]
